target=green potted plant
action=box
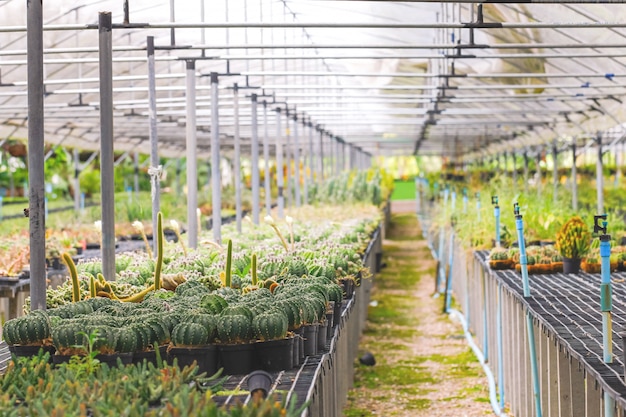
[168,321,217,375]
[555,216,591,274]
[252,310,292,372]
[488,247,512,270]
[3,312,55,360]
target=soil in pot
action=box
[218,343,254,375]
[302,324,319,357]
[488,259,513,270]
[169,345,218,375]
[563,257,582,274]
[255,337,294,372]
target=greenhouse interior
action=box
[5,0,626,416]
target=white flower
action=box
[170,219,180,232]
[132,221,144,232]
[94,220,102,231]
[285,216,294,225]
[264,215,275,225]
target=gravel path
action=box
[344,212,494,417]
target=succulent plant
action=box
[200,294,228,314]
[2,313,51,346]
[216,314,252,344]
[556,216,592,259]
[116,327,139,353]
[181,313,217,342]
[221,305,254,321]
[171,322,209,347]
[252,311,288,341]
[489,247,509,261]
[273,299,302,330]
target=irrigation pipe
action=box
[448,308,509,417]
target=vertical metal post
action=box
[302,119,308,205]
[169,0,176,45]
[319,128,325,181]
[308,121,314,196]
[210,72,221,242]
[134,151,140,198]
[523,151,529,193]
[292,113,301,207]
[496,283,505,410]
[512,152,518,185]
[186,61,198,248]
[275,108,285,218]
[74,148,81,213]
[552,140,558,205]
[233,84,242,233]
[597,134,604,214]
[250,94,260,224]
[572,142,578,211]
[28,0,46,310]
[147,36,160,253]
[284,110,292,209]
[99,12,115,281]
[263,102,271,215]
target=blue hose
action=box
[448,308,509,417]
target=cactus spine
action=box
[217,314,251,344]
[252,312,288,341]
[2,314,51,346]
[62,252,81,302]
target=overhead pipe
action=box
[147,36,161,254]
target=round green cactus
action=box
[175,280,204,296]
[144,316,171,346]
[274,299,302,330]
[252,311,288,341]
[326,283,343,304]
[221,305,254,321]
[200,294,228,314]
[489,247,509,261]
[116,327,139,353]
[181,313,217,342]
[171,322,209,347]
[216,314,252,344]
[2,314,51,346]
[52,323,84,354]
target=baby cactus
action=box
[489,247,509,261]
[252,311,288,341]
[171,322,209,347]
[216,314,252,344]
[2,314,51,346]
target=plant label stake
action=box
[514,202,543,417]
[594,213,616,416]
[492,196,500,247]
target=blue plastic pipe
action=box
[494,198,501,247]
[463,194,468,214]
[496,283,505,409]
[514,204,542,417]
[595,216,615,417]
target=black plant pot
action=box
[317,321,328,352]
[133,346,168,366]
[341,279,355,299]
[52,354,74,366]
[96,353,133,367]
[9,345,55,363]
[292,332,300,367]
[246,370,273,399]
[333,302,343,326]
[169,345,218,375]
[295,327,305,363]
[563,257,582,274]
[302,324,319,357]
[255,337,294,372]
[218,343,255,375]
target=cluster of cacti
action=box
[489,247,509,261]
[556,216,592,259]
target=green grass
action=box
[390,180,416,201]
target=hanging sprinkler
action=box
[462,188,468,214]
[492,195,500,247]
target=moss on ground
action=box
[343,214,490,416]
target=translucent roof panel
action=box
[2,0,626,158]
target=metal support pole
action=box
[572,143,578,211]
[210,72,221,242]
[251,94,260,224]
[523,152,529,193]
[597,134,604,214]
[293,113,301,207]
[147,36,160,253]
[496,283,505,410]
[318,128,324,181]
[233,84,242,232]
[134,151,140,198]
[263,102,271,215]
[285,110,292,209]
[74,148,80,213]
[512,152,518,185]
[308,121,314,197]
[275,108,285,218]
[28,0,46,310]
[552,140,558,205]
[99,12,115,281]
[186,61,199,248]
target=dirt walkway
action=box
[344,213,493,417]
